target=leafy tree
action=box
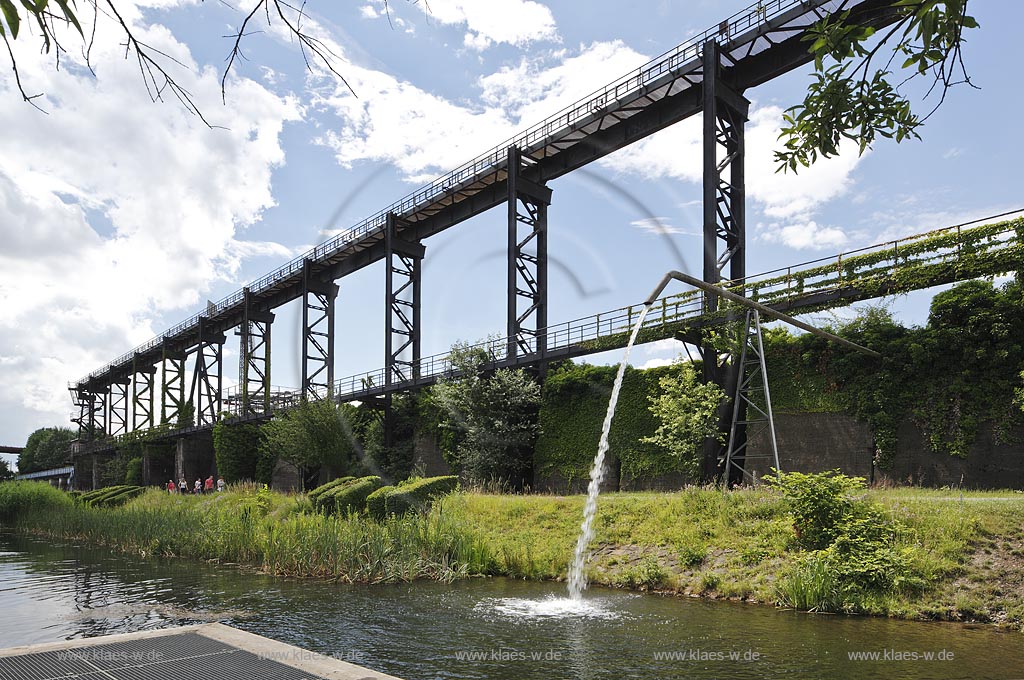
[778,0,979,171]
[642,359,726,479]
[0,0,353,119]
[0,457,13,481]
[259,398,360,489]
[19,426,76,473]
[429,340,541,489]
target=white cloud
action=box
[630,217,695,236]
[0,3,300,422]
[756,220,849,251]
[601,104,866,250]
[315,40,646,183]
[425,0,559,50]
[359,5,379,19]
[636,357,675,370]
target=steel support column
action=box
[385,213,425,387]
[302,259,338,401]
[239,288,274,416]
[190,317,226,426]
[161,344,186,425]
[506,145,552,360]
[109,377,129,436]
[700,41,749,483]
[131,358,156,432]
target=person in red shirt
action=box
[167,479,176,494]
[204,476,214,494]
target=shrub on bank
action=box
[366,476,459,519]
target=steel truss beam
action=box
[507,145,552,360]
[700,41,750,483]
[302,259,338,401]
[239,288,274,416]
[724,310,780,485]
[161,344,186,426]
[132,358,157,432]
[190,317,226,426]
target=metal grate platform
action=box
[0,624,399,680]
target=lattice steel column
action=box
[302,259,338,401]
[161,343,186,425]
[700,40,749,483]
[132,358,156,432]
[93,386,109,437]
[69,386,92,439]
[190,317,225,426]
[385,213,424,387]
[239,288,274,416]
[506,145,552,360]
[109,377,129,436]
[724,310,780,486]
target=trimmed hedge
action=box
[366,476,459,519]
[80,485,144,508]
[309,476,355,510]
[325,476,382,515]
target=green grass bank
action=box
[1,480,1022,629]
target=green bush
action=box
[125,457,143,486]
[0,481,73,522]
[766,469,865,550]
[326,476,382,515]
[769,470,923,611]
[366,476,459,519]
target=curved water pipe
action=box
[644,270,881,358]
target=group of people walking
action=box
[166,476,225,495]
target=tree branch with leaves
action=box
[776,0,979,172]
[0,0,357,123]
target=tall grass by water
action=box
[4,483,493,583]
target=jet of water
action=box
[567,303,653,600]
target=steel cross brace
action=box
[506,145,552,360]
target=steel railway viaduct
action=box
[67,0,1022,486]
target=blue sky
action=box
[0,0,1021,467]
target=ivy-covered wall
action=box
[534,363,685,488]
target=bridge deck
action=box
[74,0,897,390]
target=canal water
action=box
[1,532,1021,679]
